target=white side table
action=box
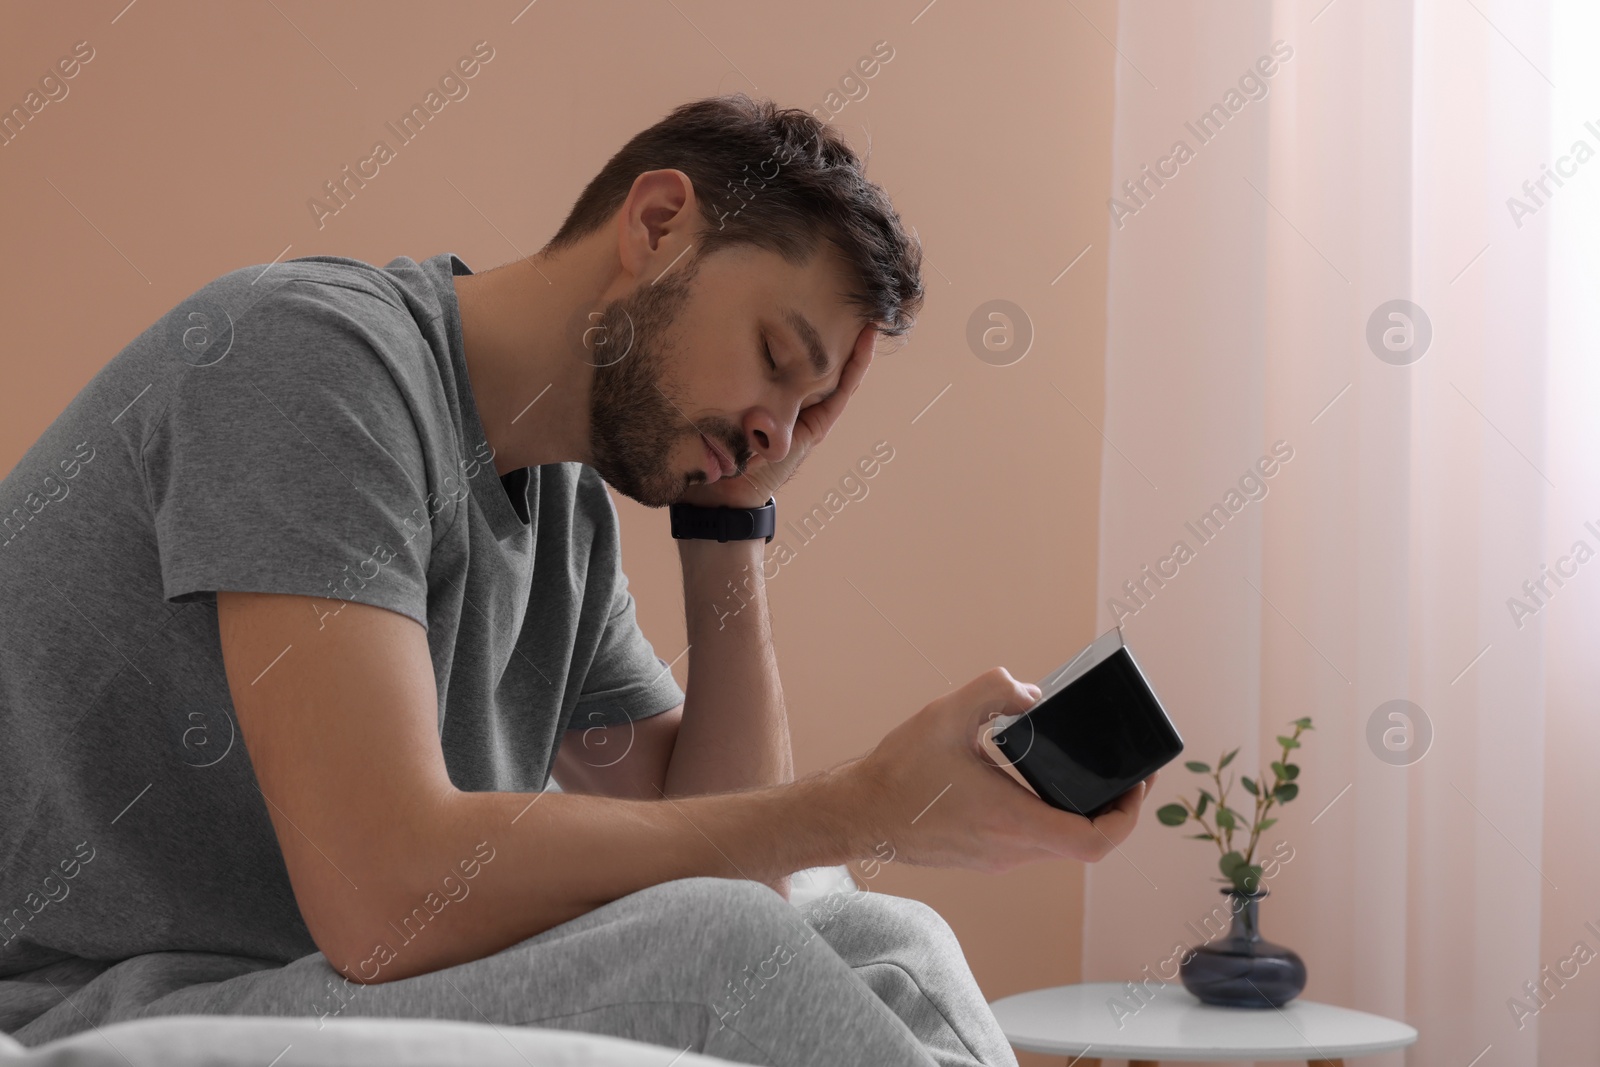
[988,982,1417,1066]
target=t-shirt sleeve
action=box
[571,567,686,728]
[140,281,438,632]
[569,479,686,728]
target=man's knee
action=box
[641,874,786,910]
[635,877,837,1020]
[805,888,969,961]
[882,894,967,956]
[870,892,956,938]
[638,876,811,948]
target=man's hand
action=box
[839,667,1156,873]
[678,321,879,509]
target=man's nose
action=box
[743,408,794,466]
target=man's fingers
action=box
[1086,780,1148,846]
[840,324,878,394]
[1112,777,1150,815]
[963,666,1036,718]
[803,325,878,421]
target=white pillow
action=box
[786,864,858,907]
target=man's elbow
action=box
[323,932,449,986]
[326,945,391,986]
[308,887,471,987]
[300,894,429,986]
[292,795,491,985]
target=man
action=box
[0,94,1152,1066]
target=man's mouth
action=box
[701,434,733,481]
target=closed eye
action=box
[762,335,778,371]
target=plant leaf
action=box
[1156,803,1189,826]
[1215,807,1236,831]
[1294,717,1314,729]
[1284,763,1300,780]
[1241,777,1259,796]
[1199,789,1217,804]
[1185,760,1211,774]
[1255,817,1278,832]
[1219,850,1246,876]
[1276,735,1301,749]
[1219,747,1239,769]
[1195,794,1210,818]
[1232,863,1265,893]
[1273,782,1299,803]
[1187,832,1216,841]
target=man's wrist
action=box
[676,533,765,570]
[787,758,879,868]
[669,497,776,543]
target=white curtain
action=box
[1083,1,1597,1064]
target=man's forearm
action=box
[327,764,869,986]
[665,536,793,795]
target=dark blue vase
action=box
[1178,888,1307,1008]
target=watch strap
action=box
[669,498,776,543]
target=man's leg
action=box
[795,885,1019,1067]
[9,877,971,1066]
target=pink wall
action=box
[0,1,1119,1048]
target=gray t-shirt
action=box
[0,251,685,982]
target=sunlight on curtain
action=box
[1083,2,1595,1064]
[1531,0,1600,1059]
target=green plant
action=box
[1155,717,1313,893]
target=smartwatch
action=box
[669,497,777,544]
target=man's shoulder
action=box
[168,254,446,355]
[135,257,453,502]
[153,255,448,404]
[224,256,417,335]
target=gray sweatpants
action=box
[6,877,1019,1067]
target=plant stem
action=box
[1211,766,1233,855]
[1178,795,1224,857]
[1243,723,1304,866]
[1244,774,1272,866]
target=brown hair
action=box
[543,93,924,339]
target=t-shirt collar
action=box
[436,252,531,540]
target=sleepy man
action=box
[0,93,1153,1067]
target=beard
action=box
[584,257,746,508]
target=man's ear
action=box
[616,169,698,283]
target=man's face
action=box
[586,240,863,507]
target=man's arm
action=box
[551,537,792,891]
[218,589,1153,988]
[219,590,854,987]
[667,536,793,894]
[551,704,682,801]
[664,537,791,793]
